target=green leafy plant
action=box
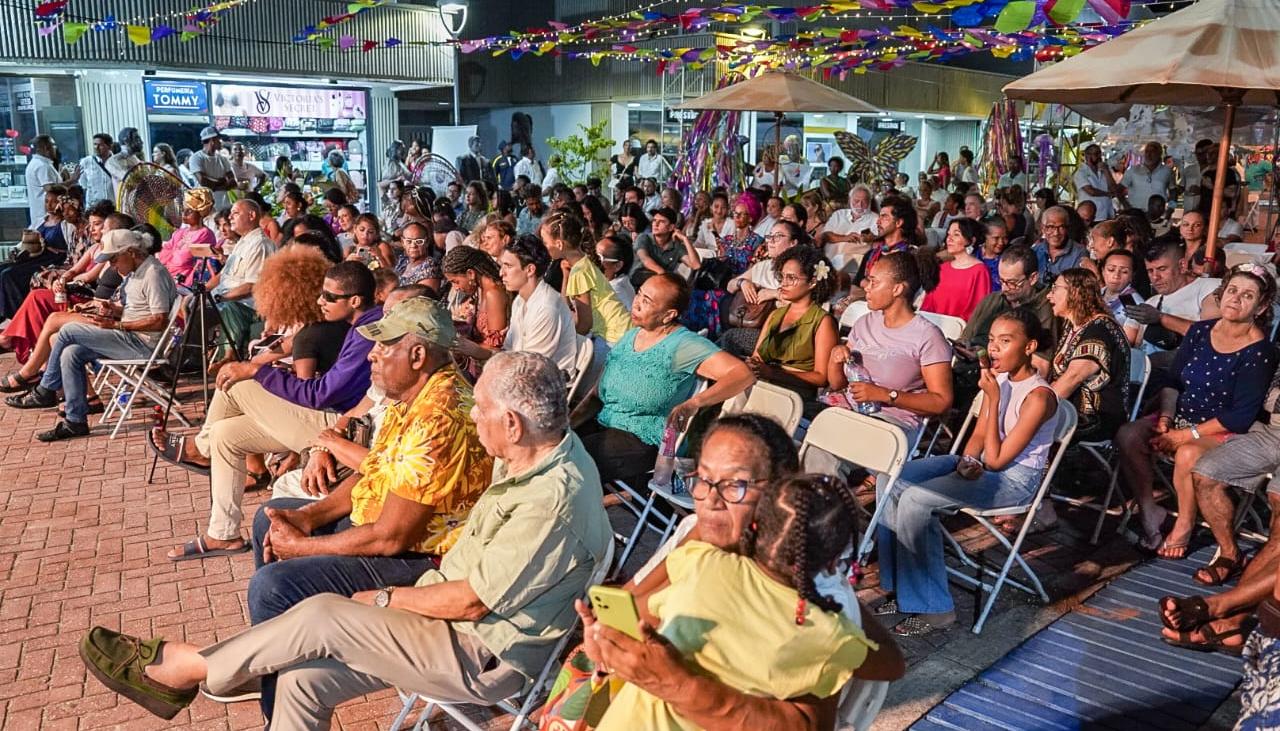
[546,120,614,186]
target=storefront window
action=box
[0,75,83,240]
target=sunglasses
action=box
[320,290,356,302]
[401,237,429,246]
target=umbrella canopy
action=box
[1003,0,1280,260]
[673,72,881,114]
[1004,0,1280,107]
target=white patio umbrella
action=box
[1004,0,1280,258]
[674,72,881,155]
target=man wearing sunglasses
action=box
[149,261,382,564]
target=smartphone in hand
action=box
[588,585,643,641]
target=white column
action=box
[369,87,400,214]
[76,70,148,151]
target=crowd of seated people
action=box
[6,137,1276,729]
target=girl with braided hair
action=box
[587,473,885,731]
[442,245,509,381]
[541,209,632,345]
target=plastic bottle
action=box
[52,279,66,310]
[843,351,881,415]
[652,423,679,488]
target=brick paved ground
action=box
[0,361,1227,730]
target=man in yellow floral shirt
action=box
[231,297,492,713]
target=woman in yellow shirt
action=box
[541,209,632,345]
[589,474,880,731]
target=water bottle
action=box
[52,279,66,309]
[844,351,881,415]
[652,423,679,488]
[117,391,133,408]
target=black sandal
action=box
[1163,618,1257,657]
[6,387,57,409]
[1159,595,1212,632]
[1194,553,1249,587]
[147,428,210,476]
[0,369,41,393]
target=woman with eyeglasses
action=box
[748,246,838,402]
[719,220,808,357]
[554,415,903,731]
[393,220,442,292]
[686,195,765,339]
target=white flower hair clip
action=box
[814,261,831,282]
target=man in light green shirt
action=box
[77,351,611,728]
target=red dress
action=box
[3,288,59,363]
[921,261,991,321]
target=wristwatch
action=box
[888,389,900,404]
[373,586,395,608]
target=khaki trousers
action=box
[193,379,338,541]
[199,593,525,730]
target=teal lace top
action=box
[596,326,719,446]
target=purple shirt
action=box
[847,311,953,429]
[254,306,383,412]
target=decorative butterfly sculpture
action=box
[835,131,918,183]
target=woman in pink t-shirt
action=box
[921,218,991,321]
[156,188,217,287]
[828,250,955,442]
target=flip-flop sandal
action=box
[168,535,250,562]
[1194,554,1249,587]
[1157,540,1191,560]
[0,369,41,393]
[147,429,211,477]
[1159,594,1212,632]
[1162,618,1256,657]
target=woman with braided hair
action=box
[541,209,632,345]
[584,471,895,731]
[442,245,509,380]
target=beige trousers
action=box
[199,593,525,730]
[192,380,339,540]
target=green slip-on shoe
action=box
[79,626,198,720]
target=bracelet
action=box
[1190,424,1201,440]
[308,445,330,455]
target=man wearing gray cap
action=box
[6,229,177,441]
[189,126,236,210]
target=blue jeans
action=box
[876,455,1042,615]
[248,498,437,721]
[39,322,154,423]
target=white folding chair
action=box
[839,299,871,330]
[939,395,1077,633]
[917,310,967,341]
[94,299,192,439]
[798,408,911,565]
[565,335,596,409]
[392,540,615,731]
[720,380,804,437]
[1050,349,1150,544]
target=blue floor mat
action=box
[911,546,1245,731]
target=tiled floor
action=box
[0,368,1180,730]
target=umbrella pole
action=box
[1206,91,1243,264]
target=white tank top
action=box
[997,372,1059,471]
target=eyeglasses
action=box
[779,273,811,285]
[999,276,1030,289]
[763,233,790,242]
[320,290,356,302]
[1041,223,1066,231]
[687,475,768,504]
[402,237,428,246]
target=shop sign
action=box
[15,91,34,113]
[210,84,366,122]
[666,108,699,124]
[144,80,209,115]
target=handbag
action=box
[691,257,735,291]
[537,646,622,731]
[726,289,775,330]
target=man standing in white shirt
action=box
[24,135,62,228]
[189,127,237,211]
[513,146,544,187]
[1120,141,1173,213]
[79,133,115,208]
[636,139,672,183]
[996,158,1028,191]
[229,143,266,193]
[1181,139,1213,215]
[1073,144,1117,221]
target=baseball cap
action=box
[95,229,147,262]
[357,297,455,347]
[199,126,222,142]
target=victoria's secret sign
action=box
[210,84,366,121]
